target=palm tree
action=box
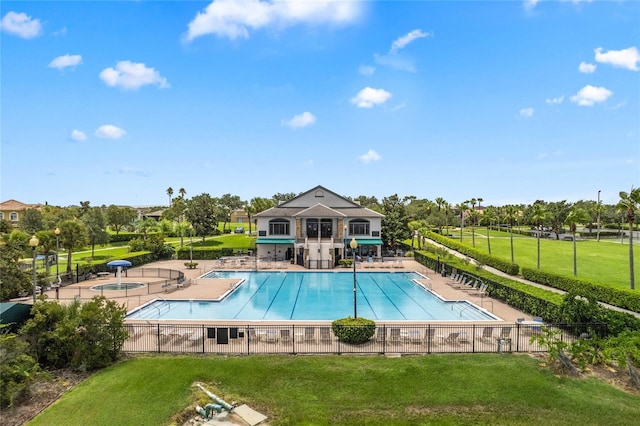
[244,203,256,235]
[617,188,640,290]
[503,205,519,264]
[565,207,590,277]
[531,203,550,270]
[166,187,173,207]
[178,188,186,199]
[480,207,497,255]
[468,210,479,248]
[443,202,451,234]
[456,202,469,241]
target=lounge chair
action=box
[495,327,512,340]
[468,283,488,296]
[389,328,402,344]
[441,332,460,345]
[374,327,386,343]
[422,329,436,346]
[280,329,292,344]
[188,329,204,345]
[319,327,332,344]
[304,326,316,343]
[476,326,494,342]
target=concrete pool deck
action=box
[57,257,531,324]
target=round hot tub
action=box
[91,282,146,291]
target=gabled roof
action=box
[293,203,346,218]
[278,185,362,208]
[0,199,39,210]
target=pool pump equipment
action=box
[195,383,235,420]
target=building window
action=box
[349,219,370,236]
[315,190,324,198]
[269,219,290,235]
[9,212,18,221]
[0,212,3,220]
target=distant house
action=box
[254,185,384,269]
[141,209,164,221]
[0,199,40,227]
[230,209,249,223]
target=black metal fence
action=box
[122,323,607,355]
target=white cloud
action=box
[282,111,316,128]
[390,29,429,54]
[350,87,392,108]
[49,54,82,70]
[53,26,67,36]
[374,53,417,73]
[95,125,126,139]
[594,47,640,71]
[358,65,375,76]
[519,108,534,118]
[118,166,150,177]
[70,130,87,141]
[1,11,42,39]
[546,96,564,105]
[186,0,361,41]
[99,61,170,90]
[523,0,541,12]
[578,61,596,73]
[359,149,381,163]
[570,85,612,106]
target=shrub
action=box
[338,259,353,268]
[0,327,43,408]
[331,317,376,344]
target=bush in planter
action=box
[184,262,198,269]
[338,259,353,268]
[331,317,376,344]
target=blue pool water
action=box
[127,271,497,321]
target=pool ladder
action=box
[451,301,474,318]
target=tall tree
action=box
[531,203,550,270]
[503,205,519,264]
[617,188,640,290]
[133,218,159,240]
[19,209,44,235]
[353,195,381,211]
[58,220,88,277]
[479,207,497,255]
[547,200,572,240]
[251,197,275,214]
[218,193,243,232]
[468,210,479,248]
[244,203,256,234]
[105,205,137,235]
[83,207,110,258]
[272,192,297,204]
[455,202,468,241]
[34,230,56,277]
[380,194,409,251]
[565,207,590,277]
[178,187,187,198]
[166,187,174,207]
[186,193,218,241]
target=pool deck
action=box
[81,258,531,325]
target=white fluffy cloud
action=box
[570,85,613,106]
[1,11,42,38]
[70,130,87,141]
[99,61,170,90]
[359,149,381,163]
[282,111,316,128]
[49,54,82,70]
[595,47,640,71]
[519,108,534,118]
[350,87,392,108]
[578,61,596,73]
[546,96,564,105]
[390,29,429,54]
[95,125,126,139]
[186,0,361,41]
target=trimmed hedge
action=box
[175,247,240,260]
[331,317,376,344]
[426,232,520,275]
[106,232,142,243]
[521,267,640,313]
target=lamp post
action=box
[596,190,601,242]
[189,224,194,263]
[29,235,39,303]
[54,227,60,280]
[350,237,358,319]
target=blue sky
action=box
[2,0,639,208]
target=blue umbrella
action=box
[106,260,132,286]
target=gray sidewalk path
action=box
[424,238,640,320]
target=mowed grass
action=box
[29,355,640,426]
[451,228,639,289]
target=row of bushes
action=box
[426,232,520,275]
[175,247,245,260]
[412,249,640,336]
[521,267,640,313]
[106,232,141,243]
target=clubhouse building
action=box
[254,186,384,269]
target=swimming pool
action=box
[127,271,497,321]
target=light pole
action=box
[29,235,39,303]
[189,224,194,263]
[596,190,601,242]
[350,237,358,319]
[54,227,60,280]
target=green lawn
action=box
[29,355,640,426]
[443,228,639,290]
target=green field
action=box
[444,227,639,290]
[29,355,640,426]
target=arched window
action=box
[269,219,290,235]
[349,219,370,236]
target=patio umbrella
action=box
[106,260,132,286]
